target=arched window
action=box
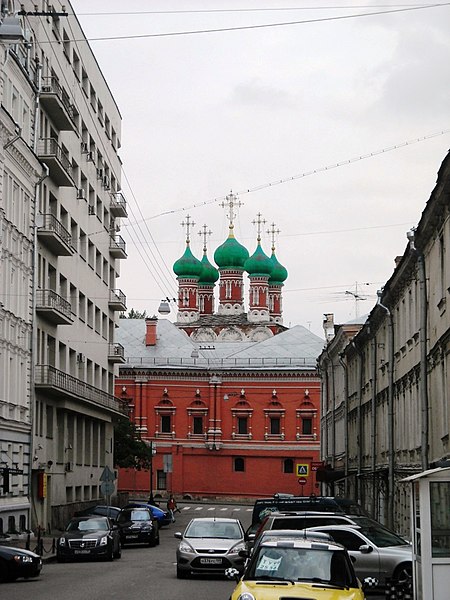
[234,457,245,472]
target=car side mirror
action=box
[238,549,249,558]
[174,532,182,539]
[359,544,373,554]
[225,567,240,582]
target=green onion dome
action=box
[173,244,203,278]
[214,231,249,269]
[198,253,219,285]
[244,243,274,277]
[268,251,288,284]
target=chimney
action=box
[323,313,335,343]
[145,317,157,346]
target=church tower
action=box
[173,215,202,323]
[244,213,273,323]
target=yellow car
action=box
[226,533,375,600]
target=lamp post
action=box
[146,441,157,504]
[208,375,222,451]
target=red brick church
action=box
[115,195,323,499]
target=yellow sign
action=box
[296,464,309,477]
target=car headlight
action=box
[100,536,108,546]
[228,542,246,555]
[179,541,194,553]
[58,537,66,546]
[21,555,34,563]
[237,594,255,600]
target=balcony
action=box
[39,78,78,132]
[109,235,127,259]
[108,343,126,364]
[37,138,74,186]
[110,192,128,218]
[35,365,128,416]
[109,289,127,312]
[37,213,74,256]
[36,289,73,325]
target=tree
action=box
[113,419,153,469]
[119,308,148,319]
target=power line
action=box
[42,3,450,43]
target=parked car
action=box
[116,507,159,547]
[251,494,367,527]
[125,501,171,527]
[307,523,412,586]
[175,517,246,579]
[226,533,377,600]
[249,528,333,558]
[74,505,121,522]
[56,516,121,562]
[247,511,363,550]
[0,545,42,582]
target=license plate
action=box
[200,558,222,565]
[74,549,91,554]
[127,534,139,539]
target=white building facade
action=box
[0,1,128,533]
[318,151,450,536]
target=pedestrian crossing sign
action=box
[296,464,309,477]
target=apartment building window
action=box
[87,300,94,328]
[63,29,70,61]
[439,232,446,303]
[81,68,88,96]
[72,50,80,80]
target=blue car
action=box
[125,501,172,527]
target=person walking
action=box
[167,494,178,523]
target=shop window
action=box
[302,418,312,435]
[237,416,248,435]
[193,416,203,435]
[284,458,294,473]
[234,457,245,472]
[270,417,280,435]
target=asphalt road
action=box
[2,502,385,600]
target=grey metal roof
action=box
[117,319,324,371]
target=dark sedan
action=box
[125,501,172,527]
[0,545,42,582]
[117,508,159,547]
[57,516,121,562]
[74,505,121,522]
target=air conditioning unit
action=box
[41,84,53,93]
[81,141,89,154]
[102,176,110,190]
[65,461,73,472]
[88,205,96,216]
[77,188,86,200]
[76,352,85,363]
[96,168,103,179]
[86,151,95,162]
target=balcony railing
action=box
[109,192,128,218]
[36,138,74,186]
[109,235,127,259]
[40,77,77,131]
[124,356,317,369]
[36,289,73,325]
[108,343,126,363]
[35,365,128,416]
[109,289,127,311]
[37,213,74,256]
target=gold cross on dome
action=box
[198,224,212,252]
[220,191,242,229]
[252,212,266,242]
[267,222,280,251]
[181,214,195,243]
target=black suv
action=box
[116,507,159,547]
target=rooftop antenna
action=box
[344,282,369,319]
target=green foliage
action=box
[113,419,153,469]
[119,308,148,319]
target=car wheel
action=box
[176,566,189,579]
[148,533,157,547]
[113,544,122,559]
[393,562,412,584]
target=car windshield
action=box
[67,519,108,532]
[118,510,150,523]
[246,546,356,588]
[185,521,242,539]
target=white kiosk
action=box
[402,467,450,600]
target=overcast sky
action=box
[71,1,450,337]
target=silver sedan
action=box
[175,517,246,578]
[307,522,412,586]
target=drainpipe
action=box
[377,290,395,530]
[338,353,349,496]
[351,340,363,505]
[370,335,378,520]
[407,229,429,471]
[326,349,336,494]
